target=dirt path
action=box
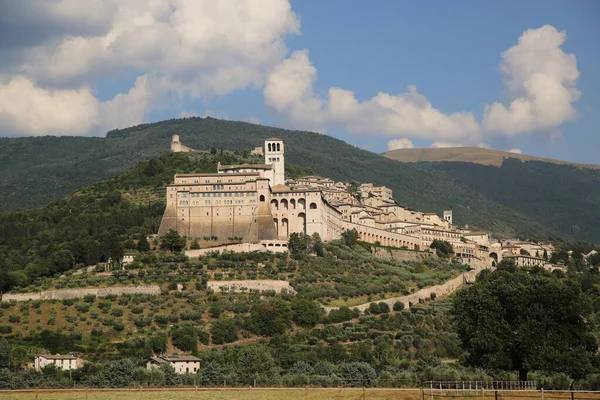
[323,266,487,313]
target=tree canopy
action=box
[453,268,598,381]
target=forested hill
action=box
[415,160,600,243]
[1,117,552,239]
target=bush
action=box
[0,324,12,334]
[62,298,77,306]
[8,314,20,323]
[210,318,239,345]
[291,297,322,328]
[83,294,96,303]
[338,362,377,387]
[111,308,124,317]
[75,303,90,313]
[393,301,405,312]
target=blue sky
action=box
[1,1,598,163]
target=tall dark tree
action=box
[161,229,186,252]
[288,232,312,260]
[453,269,598,381]
[341,229,359,247]
[430,239,454,258]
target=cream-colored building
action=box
[35,354,83,372]
[159,138,492,256]
[147,355,200,374]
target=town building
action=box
[146,355,201,374]
[35,354,83,372]
[160,136,494,263]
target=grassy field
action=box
[1,389,599,400]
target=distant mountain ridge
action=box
[1,117,599,242]
[384,146,600,169]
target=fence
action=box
[2,387,600,400]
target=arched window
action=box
[259,195,265,202]
[309,202,317,209]
[271,199,279,210]
[276,143,280,151]
[268,143,272,152]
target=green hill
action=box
[415,160,600,243]
[0,117,555,240]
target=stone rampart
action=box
[207,280,294,294]
[372,247,436,263]
[3,285,161,302]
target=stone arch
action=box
[281,198,288,210]
[309,202,317,209]
[298,198,306,209]
[490,252,498,267]
[268,143,272,152]
[271,199,279,210]
[273,218,279,235]
[290,198,296,209]
[298,212,306,234]
[282,218,289,237]
[259,195,265,202]
[277,143,280,151]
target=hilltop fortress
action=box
[159,136,554,267]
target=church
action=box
[159,137,432,251]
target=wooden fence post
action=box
[85,387,88,400]
[363,386,366,400]
[495,390,498,400]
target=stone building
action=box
[158,138,489,256]
[147,355,200,374]
[35,354,83,372]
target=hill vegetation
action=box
[414,160,600,243]
[384,146,600,169]
[1,117,563,240]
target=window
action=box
[259,195,265,202]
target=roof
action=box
[151,355,201,363]
[38,354,77,360]
[463,232,488,236]
[266,137,282,141]
[218,163,273,170]
[175,172,260,177]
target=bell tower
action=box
[264,138,285,186]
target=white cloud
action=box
[482,25,580,136]
[246,117,262,125]
[264,50,480,142]
[0,0,299,136]
[430,141,465,148]
[387,138,414,151]
[180,111,199,118]
[0,77,99,136]
[264,25,580,147]
[507,148,522,154]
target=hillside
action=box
[415,160,600,243]
[384,146,600,169]
[0,117,557,240]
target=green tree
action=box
[210,318,239,344]
[161,229,187,252]
[341,229,359,247]
[104,359,136,387]
[136,236,151,252]
[453,269,598,381]
[429,239,454,258]
[171,324,198,353]
[234,345,280,386]
[338,362,377,387]
[0,338,11,369]
[288,233,312,260]
[190,239,200,250]
[312,233,325,257]
[249,299,292,336]
[291,296,322,328]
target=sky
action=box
[0,1,598,163]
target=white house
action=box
[146,355,201,374]
[35,354,83,372]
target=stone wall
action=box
[207,280,294,294]
[371,247,436,263]
[3,285,161,302]
[185,242,288,257]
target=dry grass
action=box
[3,389,599,400]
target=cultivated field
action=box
[2,389,600,400]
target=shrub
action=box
[0,325,12,334]
[111,308,124,317]
[8,314,20,323]
[338,362,377,387]
[75,303,90,313]
[393,301,405,312]
[83,294,96,303]
[62,298,77,306]
[210,318,239,345]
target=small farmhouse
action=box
[146,355,201,374]
[35,354,83,372]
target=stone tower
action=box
[443,210,453,225]
[264,138,285,186]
